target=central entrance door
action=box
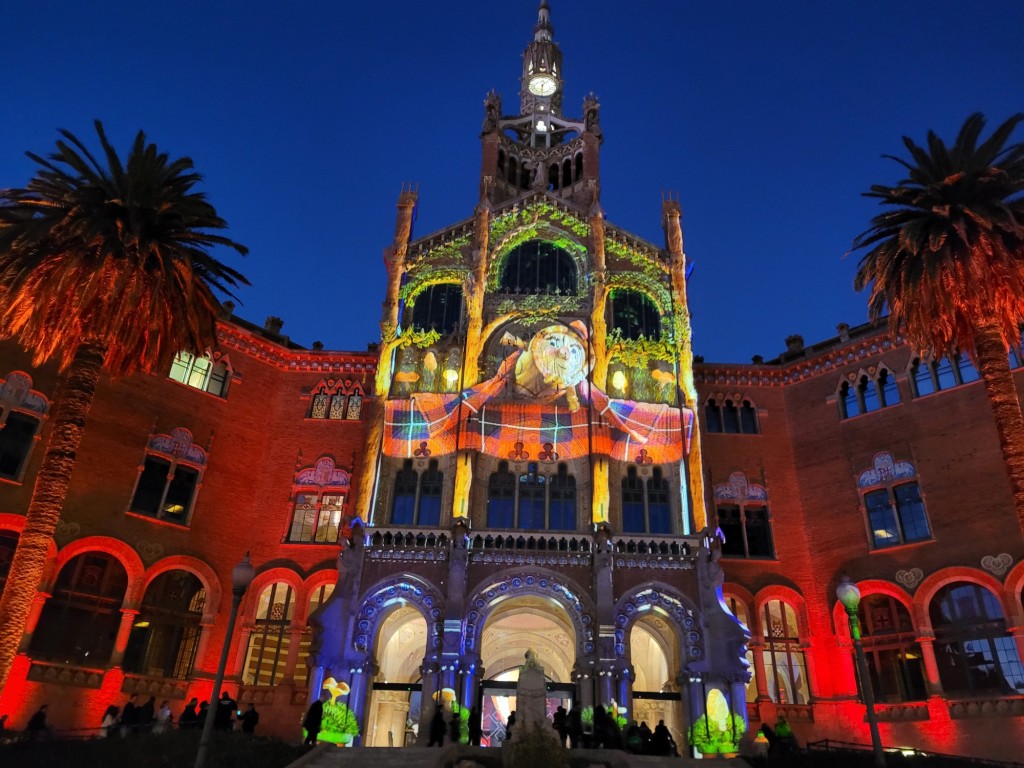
[478,678,575,746]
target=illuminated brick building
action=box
[0,2,1022,761]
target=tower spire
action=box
[534,0,553,42]
[521,0,564,129]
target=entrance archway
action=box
[478,595,577,746]
[630,612,684,746]
[365,605,427,747]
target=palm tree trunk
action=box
[973,322,1024,539]
[0,341,106,692]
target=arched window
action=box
[910,355,980,397]
[497,150,506,175]
[562,158,572,188]
[0,412,40,481]
[705,398,759,435]
[30,552,128,666]
[858,453,930,549]
[507,157,518,186]
[574,153,583,181]
[129,428,206,527]
[609,290,661,340]
[548,164,559,191]
[390,459,443,527]
[123,570,206,680]
[714,472,773,558]
[499,241,577,295]
[295,583,336,688]
[839,367,900,419]
[621,466,673,534]
[168,351,230,398]
[855,594,926,702]
[930,583,1024,695]
[724,595,758,702]
[485,460,576,530]
[308,381,365,421]
[410,284,463,336]
[761,599,809,704]
[243,582,295,686]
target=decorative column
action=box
[916,634,944,696]
[347,658,377,745]
[109,608,139,667]
[280,624,305,683]
[748,640,770,701]
[615,663,635,720]
[17,592,51,653]
[417,660,441,745]
[662,199,707,529]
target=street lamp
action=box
[836,576,886,768]
[195,553,257,768]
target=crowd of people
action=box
[2,690,260,742]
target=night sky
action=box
[3,1,1021,363]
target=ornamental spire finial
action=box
[534,0,553,42]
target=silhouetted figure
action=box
[100,706,119,738]
[303,693,327,746]
[153,700,172,734]
[567,706,583,749]
[448,708,461,744]
[593,706,608,748]
[553,705,568,747]
[180,698,199,730]
[505,710,516,743]
[138,696,156,734]
[638,721,653,754]
[197,701,209,729]
[214,691,236,732]
[651,719,672,756]
[468,706,482,746]
[238,703,259,734]
[428,708,446,747]
[119,694,139,737]
[25,705,49,742]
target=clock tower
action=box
[520,0,564,124]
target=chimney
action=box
[220,301,235,319]
[311,341,324,351]
[264,316,284,335]
[785,334,804,354]
[837,323,851,342]
[751,355,764,365]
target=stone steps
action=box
[285,744,752,768]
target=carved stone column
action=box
[17,592,51,653]
[109,608,139,666]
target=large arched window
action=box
[609,289,661,340]
[296,583,336,688]
[243,582,295,687]
[123,570,206,680]
[621,466,672,534]
[390,459,443,527]
[486,461,576,530]
[410,284,463,335]
[761,599,809,704]
[499,241,577,295]
[855,594,926,702]
[930,583,1024,695]
[30,552,128,666]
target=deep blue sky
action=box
[3,1,1021,363]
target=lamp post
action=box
[195,553,256,768]
[836,576,886,768]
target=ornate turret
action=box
[520,0,564,119]
[479,0,602,207]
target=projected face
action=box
[529,327,588,389]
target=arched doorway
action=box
[364,606,428,745]
[478,595,577,746]
[365,605,428,746]
[630,612,684,746]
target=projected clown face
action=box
[512,323,591,409]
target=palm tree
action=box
[0,121,248,690]
[853,112,1024,536]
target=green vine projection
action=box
[606,328,677,365]
[606,273,672,317]
[386,324,441,349]
[604,236,668,282]
[487,202,590,290]
[398,269,468,303]
[495,293,583,324]
[406,232,472,268]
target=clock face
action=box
[529,75,557,97]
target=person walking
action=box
[153,700,173,734]
[552,705,568,747]
[567,706,583,749]
[427,707,446,747]
[100,706,119,738]
[179,698,199,730]
[468,706,482,746]
[196,701,210,729]
[119,694,139,737]
[504,710,516,743]
[214,691,236,732]
[302,692,327,747]
[238,703,259,735]
[137,696,156,734]
[25,705,50,742]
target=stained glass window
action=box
[309,393,329,419]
